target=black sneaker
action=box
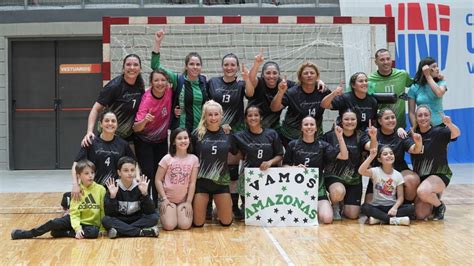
[11,229,33,240]
[432,202,446,221]
[140,226,159,237]
[233,206,243,220]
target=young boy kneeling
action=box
[12,160,106,239]
[102,157,159,238]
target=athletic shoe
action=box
[332,204,342,221]
[432,202,446,221]
[389,216,410,226]
[108,228,118,239]
[369,217,381,225]
[141,226,159,237]
[11,229,33,240]
[233,206,243,220]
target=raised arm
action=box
[249,51,264,88]
[443,116,461,139]
[422,65,446,97]
[242,63,255,98]
[408,133,423,154]
[334,124,348,160]
[358,148,377,178]
[320,81,343,109]
[270,77,287,112]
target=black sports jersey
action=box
[97,75,144,139]
[331,92,378,131]
[75,136,135,185]
[283,138,339,198]
[373,129,414,171]
[280,85,330,140]
[411,126,453,179]
[233,128,284,168]
[247,78,297,129]
[193,128,238,186]
[322,130,370,185]
[207,77,246,132]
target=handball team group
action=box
[11,29,460,240]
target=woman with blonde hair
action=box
[192,100,238,227]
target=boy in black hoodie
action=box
[102,157,159,238]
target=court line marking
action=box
[264,227,294,266]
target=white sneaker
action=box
[369,217,381,225]
[389,216,410,226]
[332,204,342,221]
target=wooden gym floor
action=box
[1,184,473,265]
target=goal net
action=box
[104,16,393,125]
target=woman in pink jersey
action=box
[155,128,199,230]
[133,69,173,207]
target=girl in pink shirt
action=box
[155,128,199,230]
[134,69,173,207]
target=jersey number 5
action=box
[211,145,217,155]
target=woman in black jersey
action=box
[270,61,330,145]
[247,53,296,130]
[81,54,145,147]
[233,106,284,218]
[192,100,238,227]
[412,105,460,221]
[72,111,135,200]
[207,53,254,217]
[364,108,423,204]
[323,109,377,220]
[248,52,326,130]
[283,116,348,224]
[321,72,378,131]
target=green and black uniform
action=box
[97,75,144,139]
[247,77,296,129]
[151,52,207,133]
[207,77,246,132]
[233,128,284,195]
[283,138,339,200]
[280,85,330,141]
[411,126,453,187]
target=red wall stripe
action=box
[439,4,450,32]
[260,16,278,24]
[297,16,315,24]
[185,16,205,24]
[222,16,241,24]
[148,17,167,24]
[333,16,352,24]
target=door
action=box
[11,39,101,169]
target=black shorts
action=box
[420,174,450,187]
[229,165,239,181]
[195,178,230,195]
[325,176,362,206]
